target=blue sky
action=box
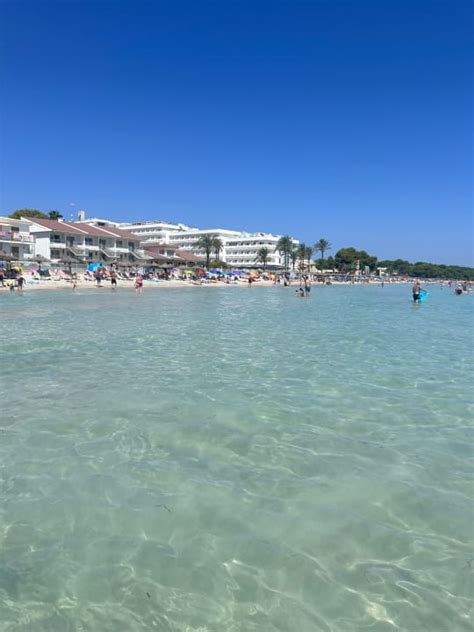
[1,1,472,264]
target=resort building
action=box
[224,233,294,268]
[118,220,298,268]
[0,217,34,260]
[28,219,142,263]
[117,220,191,245]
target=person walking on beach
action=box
[95,270,102,287]
[134,273,143,294]
[412,280,423,302]
[72,273,78,291]
[0,269,4,287]
[110,270,117,290]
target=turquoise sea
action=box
[0,284,472,631]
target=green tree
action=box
[9,209,47,220]
[314,239,331,271]
[334,247,377,273]
[255,247,270,269]
[275,235,294,271]
[48,210,63,220]
[212,237,223,261]
[378,259,411,275]
[195,235,215,268]
[297,243,307,270]
[334,247,358,272]
[325,256,336,271]
[208,260,228,269]
[305,245,313,271]
[290,247,298,270]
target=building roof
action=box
[175,249,204,262]
[97,225,141,240]
[141,250,175,263]
[29,218,89,234]
[143,242,178,251]
[29,218,140,240]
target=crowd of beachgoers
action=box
[0,263,472,295]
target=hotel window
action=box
[116,240,123,247]
[85,238,93,245]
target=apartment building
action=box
[29,219,142,263]
[0,217,34,260]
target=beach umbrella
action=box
[0,251,16,273]
[32,254,50,272]
[59,256,80,274]
[0,251,16,262]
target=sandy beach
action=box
[0,277,278,292]
[0,277,410,293]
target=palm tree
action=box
[290,247,299,270]
[212,237,223,261]
[305,246,313,271]
[275,235,293,271]
[195,235,215,268]
[48,210,63,220]
[255,247,269,269]
[314,239,331,272]
[297,243,307,270]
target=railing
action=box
[76,244,100,250]
[0,232,34,242]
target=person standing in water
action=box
[134,273,143,294]
[412,280,424,302]
[304,276,311,298]
[110,270,117,290]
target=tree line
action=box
[9,208,63,220]
[269,238,473,280]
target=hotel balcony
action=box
[0,232,34,243]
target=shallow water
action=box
[0,284,472,631]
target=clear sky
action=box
[1,0,472,264]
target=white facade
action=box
[166,228,241,260]
[29,219,142,263]
[0,217,34,260]
[224,233,294,268]
[118,220,191,245]
[119,220,298,268]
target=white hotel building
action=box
[118,220,297,268]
